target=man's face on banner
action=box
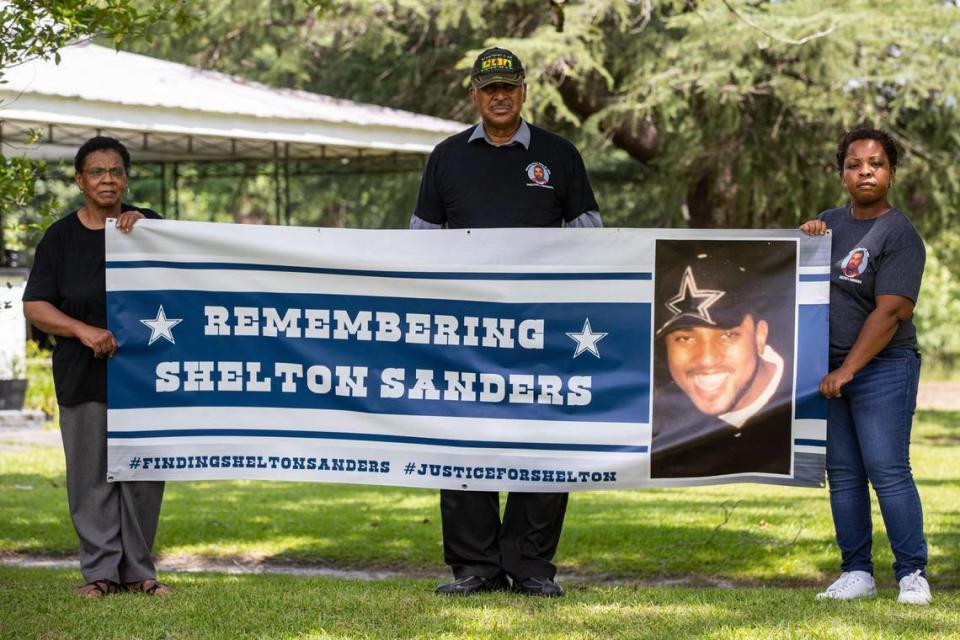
[665,314,769,415]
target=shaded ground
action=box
[0,552,773,588]
[0,552,417,581]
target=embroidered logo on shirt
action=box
[839,247,869,283]
[525,162,554,189]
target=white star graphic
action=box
[566,318,608,359]
[656,265,726,336]
[140,305,183,345]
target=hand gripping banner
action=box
[105,221,830,490]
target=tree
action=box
[126,0,960,232]
[533,0,960,229]
[0,0,191,260]
[8,1,959,366]
[0,1,189,76]
[122,0,960,365]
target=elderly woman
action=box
[801,126,930,605]
[23,136,171,598]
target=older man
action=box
[410,47,601,596]
[650,240,796,479]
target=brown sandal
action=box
[74,579,120,598]
[126,579,174,596]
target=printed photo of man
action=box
[840,248,869,278]
[532,164,546,183]
[650,239,797,478]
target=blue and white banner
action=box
[106,221,829,489]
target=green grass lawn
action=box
[1,410,958,638]
[1,567,958,639]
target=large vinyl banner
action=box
[106,221,830,489]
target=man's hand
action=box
[76,324,118,359]
[116,210,145,233]
[800,220,828,235]
[819,367,854,398]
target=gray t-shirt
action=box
[818,206,925,359]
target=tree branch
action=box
[720,0,835,46]
[547,61,659,162]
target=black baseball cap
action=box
[654,244,769,337]
[471,47,525,88]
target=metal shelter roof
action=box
[0,42,467,162]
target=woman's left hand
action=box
[800,219,828,235]
[116,210,145,233]
[819,367,854,398]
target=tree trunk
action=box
[549,66,659,162]
[685,164,739,229]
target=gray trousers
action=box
[60,402,165,583]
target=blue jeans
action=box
[826,348,927,581]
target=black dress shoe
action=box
[512,576,564,597]
[434,574,510,595]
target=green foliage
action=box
[7,0,960,363]
[517,0,960,230]
[0,0,194,258]
[0,144,67,262]
[24,341,56,419]
[121,0,960,232]
[0,1,192,76]
[0,157,56,253]
[118,0,960,364]
[10,0,960,232]
[916,231,960,369]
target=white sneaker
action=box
[816,571,876,601]
[897,570,932,605]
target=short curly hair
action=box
[74,136,131,173]
[836,126,899,174]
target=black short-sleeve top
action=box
[23,205,162,405]
[412,122,599,229]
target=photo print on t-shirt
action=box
[525,162,553,189]
[839,247,870,281]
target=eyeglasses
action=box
[83,167,126,179]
